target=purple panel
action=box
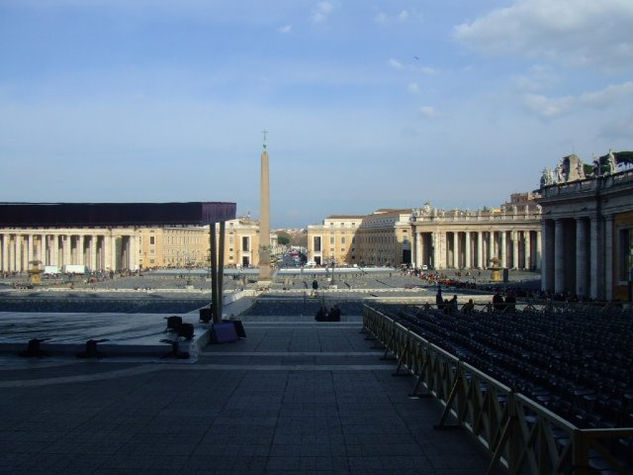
[212,322,239,343]
[0,202,236,227]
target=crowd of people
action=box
[315,304,341,322]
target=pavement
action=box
[0,312,493,474]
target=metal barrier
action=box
[363,305,633,474]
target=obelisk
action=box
[258,132,272,282]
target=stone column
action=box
[4,235,10,272]
[465,231,471,268]
[576,218,588,298]
[415,232,422,268]
[524,231,531,270]
[590,217,602,299]
[90,235,98,271]
[432,232,441,269]
[453,232,459,268]
[512,231,519,269]
[605,215,614,301]
[1,234,8,271]
[554,220,565,294]
[39,235,47,265]
[501,231,507,268]
[110,235,118,271]
[27,235,34,269]
[63,235,71,268]
[488,231,495,263]
[542,221,554,291]
[104,235,112,271]
[536,230,542,271]
[128,233,137,271]
[410,230,416,267]
[15,235,23,272]
[77,235,85,266]
[477,231,483,269]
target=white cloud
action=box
[389,58,435,75]
[388,58,404,69]
[513,65,560,92]
[455,0,633,69]
[523,81,633,118]
[278,24,292,33]
[374,12,388,24]
[419,105,438,118]
[311,1,333,23]
[580,81,633,108]
[408,82,420,94]
[375,8,418,24]
[523,93,573,118]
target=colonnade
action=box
[0,230,138,273]
[411,229,541,270]
[541,216,611,300]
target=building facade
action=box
[356,210,413,266]
[307,215,364,265]
[306,195,542,269]
[1,217,276,273]
[410,196,542,270]
[0,227,138,273]
[538,152,633,300]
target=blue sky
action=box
[1,0,632,227]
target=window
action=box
[330,237,335,244]
[242,236,249,252]
[313,236,321,252]
[149,236,155,245]
[341,237,346,244]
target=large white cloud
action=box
[455,0,633,69]
[311,1,334,23]
[523,81,633,118]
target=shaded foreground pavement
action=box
[0,316,492,474]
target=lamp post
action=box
[330,256,336,284]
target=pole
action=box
[217,220,225,319]
[210,222,219,323]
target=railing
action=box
[363,305,633,474]
[411,212,542,224]
[540,168,633,199]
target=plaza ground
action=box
[0,271,513,474]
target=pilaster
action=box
[477,231,483,269]
[465,231,471,268]
[576,218,588,297]
[605,215,614,300]
[554,220,565,294]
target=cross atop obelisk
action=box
[258,131,272,282]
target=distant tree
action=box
[290,231,307,248]
[277,231,291,246]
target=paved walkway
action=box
[0,316,493,474]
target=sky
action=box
[1,0,632,228]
